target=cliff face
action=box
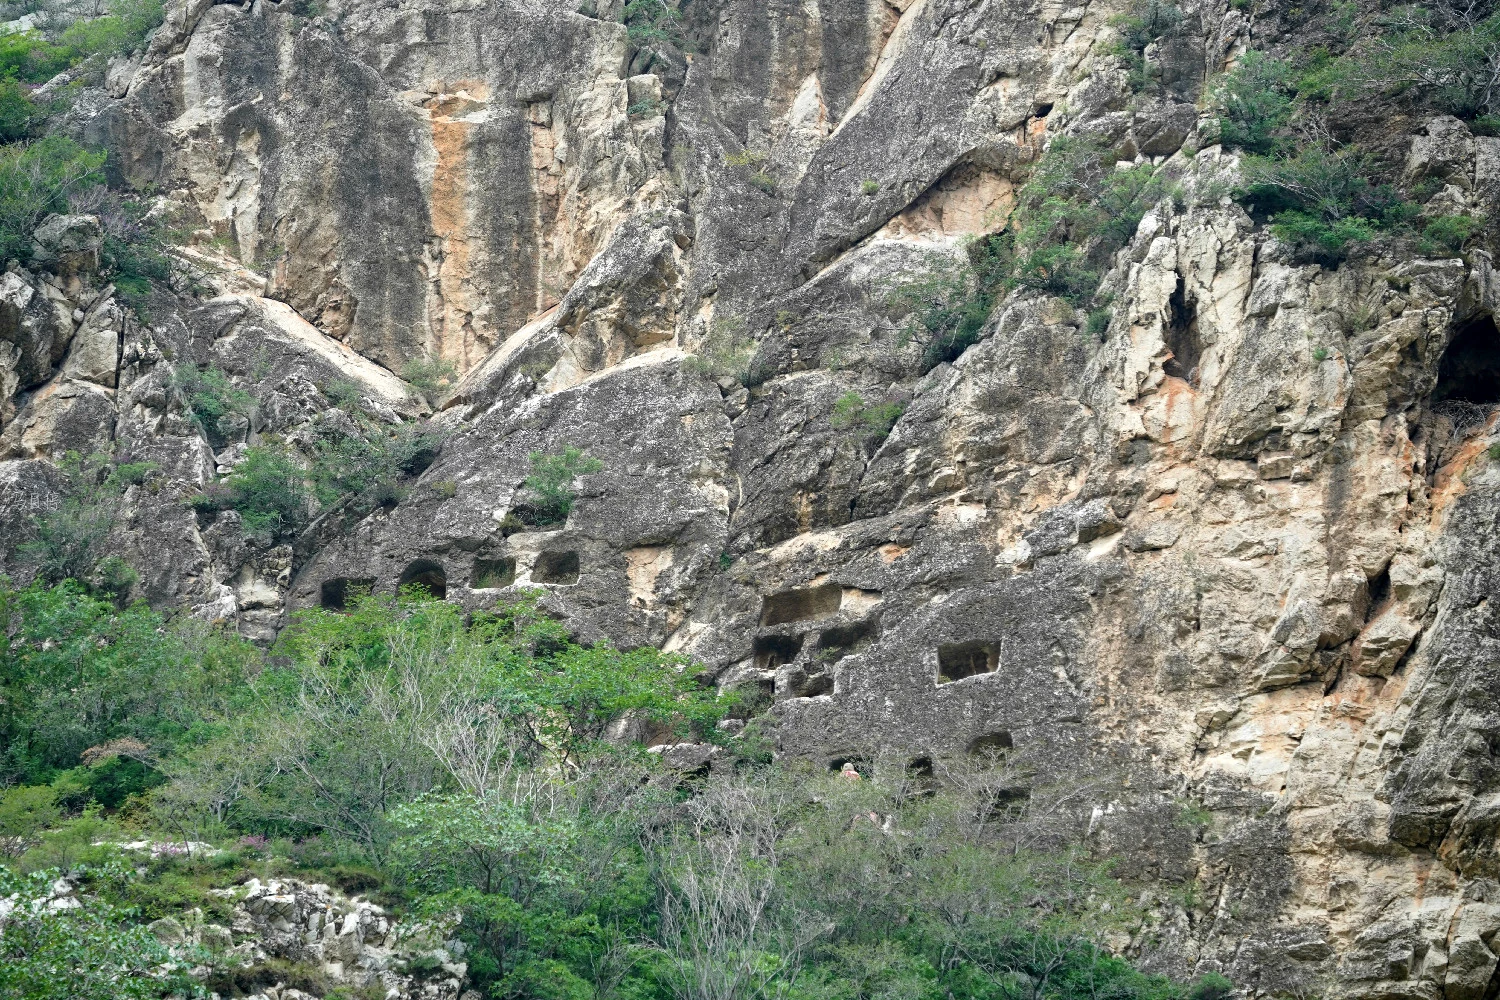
[2,0,1499,996]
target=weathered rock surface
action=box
[3,0,1499,997]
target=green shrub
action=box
[0,784,61,852]
[860,179,880,196]
[0,133,104,265]
[1213,50,1294,153]
[310,420,445,515]
[748,170,776,194]
[1111,0,1183,52]
[0,866,200,1000]
[1419,213,1483,255]
[830,391,905,443]
[93,192,176,309]
[1086,307,1113,338]
[1239,141,1419,260]
[18,453,149,591]
[518,446,602,526]
[194,446,312,539]
[57,0,165,60]
[171,364,254,443]
[0,578,258,787]
[0,29,73,84]
[0,77,42,143]
[1354,8,1500,119]
[400,354,458,394]
[891,235,1009,373]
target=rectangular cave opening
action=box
[760,583,842,626]
[815,619,878,665]
[472,557,517,590]
[937,641,999,684]
[320,576,374,611]
[532,550,580,585]
[753,634,803,670]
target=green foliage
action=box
[829,391,905,444]
[1111,0,1184,52]
[167,591,720,860]
[0,77,44,143]
[0,133,104,265]
[0,865,202,1000]
[1213,50,1294,153]
[18,452,148,595]
[1086,307,1113,338]
[171,364,253,443]
[519,446,603,526]
[0,783,61,852]
[0,29,73,84]
[89,190,176,310]
[748,169,777,194]
[622,0,683,52]
[891,235,1009,373]
[193,446,312,540]
[57,0,165,61]
[309,420,445,516]
[1419,213,1483,255]
[400,354,458,394]
[1350,7,1500,120]
[0,579,258,789]
[1238,141,1427,260]
[684,316,770,387]
[860,179,880,196]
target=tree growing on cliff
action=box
[519,446,603,527]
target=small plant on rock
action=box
[172,364,254,444]
[517,446,603,527]
[830,391,906,445]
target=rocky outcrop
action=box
[4,0,1499,997]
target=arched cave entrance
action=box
[1434,314,1500,407]
[397,559,447,600]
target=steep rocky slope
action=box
[3,0,1499,997]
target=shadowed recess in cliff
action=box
[754,633,804,669]
[1433,314,1500,407]
[761,583,842,625]
[320,576,374,610]
[472,556,516,589]
[397,558,447,599]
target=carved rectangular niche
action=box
[760,584,842,626]
[937,641,999,684]
[472,557,517,589]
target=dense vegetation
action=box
[887,0,1490,372]
[0,578,1226,1000]
[0,0,171,298]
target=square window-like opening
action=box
[760,584,842,625]
[321,576,374,611]
[472,557,516,589]
[937,641,998,684]
[532,550,580,585]
[753,634,803,670]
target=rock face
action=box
[4,0,1500,997]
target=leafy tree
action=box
[0,133,104,265]
[1213,50,1295,154]
[520,446,603,526]
[0,784,61,854]
[0,579,258,789]
[0,865,202,1000]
